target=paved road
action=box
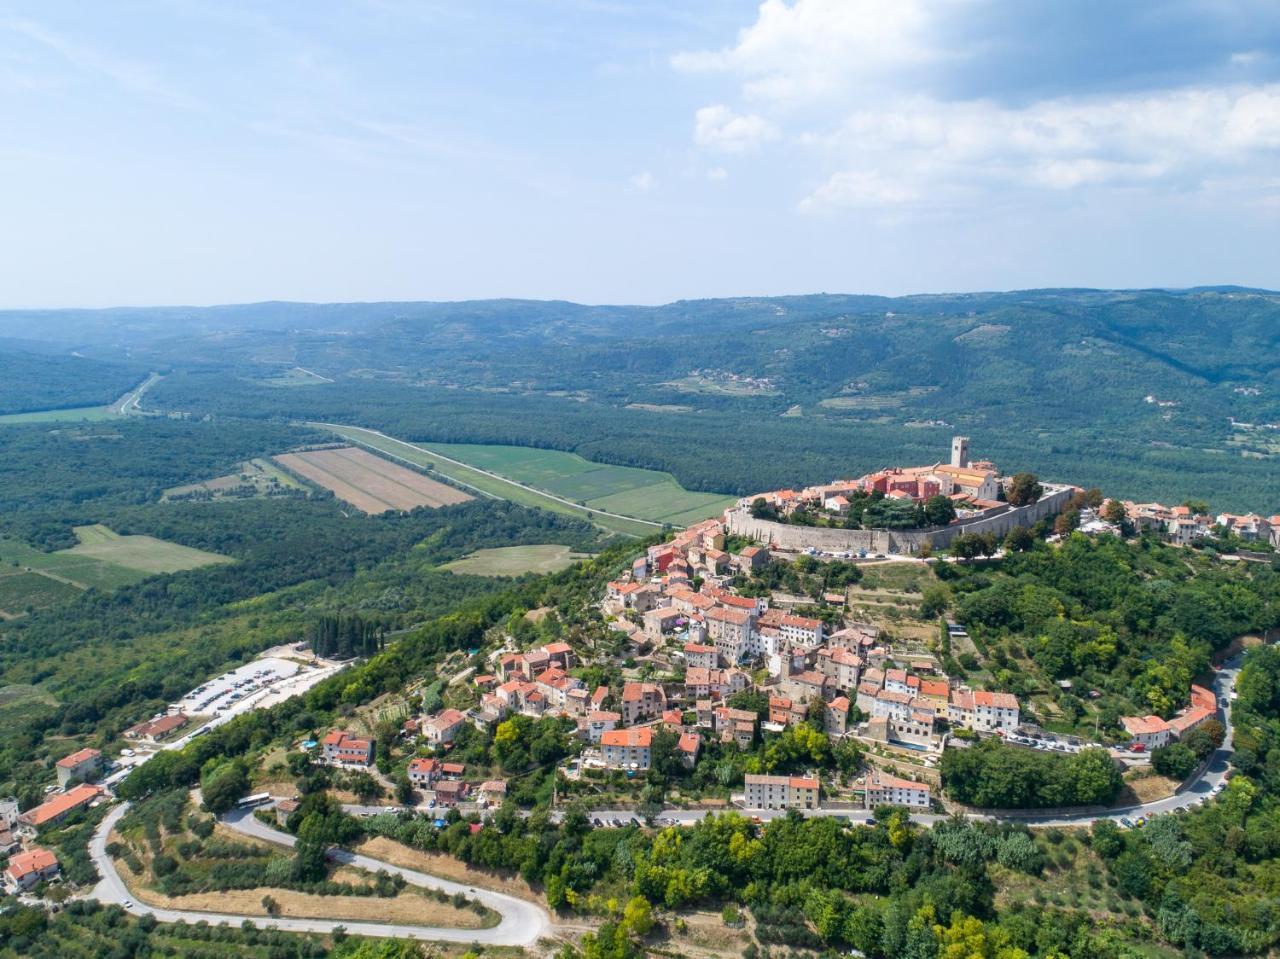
[89,803,552,947]
[344,656,1241,833]
[110,372,163,415]
[87,654,1245,943]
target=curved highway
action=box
[89,803,551,947]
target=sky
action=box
[3,0,1280,307]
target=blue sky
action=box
[3,0,1280,306]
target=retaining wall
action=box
[725,485,1074,553]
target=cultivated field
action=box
[441,544,590,577]
[274,446,473,514]
[63,524,233,575]
[0,570,82,615]
[419,442,735,526]
[0,527,230,615]
[164,457,306,501]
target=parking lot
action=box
[175,657,302,717]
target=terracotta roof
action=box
[868,771,929,793]
[1121,715,1170,735]
[20,784,101,827]
[601,727,653,748]
[5,847,57,880]
[973,690,1019,710]
[1167,707,1212,734]
[55,747,101,769]
[705,606,753,625]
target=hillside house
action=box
[4,847,59,892]
[322,731,374,766]
[601,727,653,770]
[864,771,931,809]
[744,774,819,810]
[55,748,102,787]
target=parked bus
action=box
[237,792,271,808]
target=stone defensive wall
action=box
[725,485,1074,554]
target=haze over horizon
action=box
[4,0,1280,308]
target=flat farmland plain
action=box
[274,446,473,514]
[420,442,736,526]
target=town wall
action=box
[725,485,1074,553]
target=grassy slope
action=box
[440,544,586,577]
[64,523,233,574]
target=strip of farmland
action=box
[273,447,472,514]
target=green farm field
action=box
[0,570,82,614]
[0,535,145,592]
[0,525,232,613]
[64,524,233,575]
[319,425,660,537]
[0,405,116,425]
[440,544,590,577]
[418,441,735,526]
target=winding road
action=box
[89,803,552,947]
[85,653,1245,944]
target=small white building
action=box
[743,773,819,810]
[864,771,930,810]
[1120,714,1171,750]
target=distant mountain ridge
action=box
[3,288,1278,510]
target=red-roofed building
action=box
[55,748,102,787]
[744,774,819,810]
[705,605,755,662]
[825,696,851,737]
[683,643,717,670]
[1190,684,1217,713]
[432,780,466,807]
[422,709,467,746]
[677,731,701,768]
[322,731,373,766]
[4,847,59,892]
[19,784,102,829]
[407,757,441,786]
[1168,706,1213,739]
[621,682,666,725]
[1121,715,1171,749]
[601,727,653,769]
[864,771,930,809]
[124,713,189,743]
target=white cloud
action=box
[707,166,729,181]
[676,1,1280,212]
[694,103,778,152]
[799,170,917,211]
[673,0,935,104]
[628,170,655,192]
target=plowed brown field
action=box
[274,446,472,514]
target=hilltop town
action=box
[308,438,1265,819]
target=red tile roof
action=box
[55,747,101,769]
[601,727,653,748]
